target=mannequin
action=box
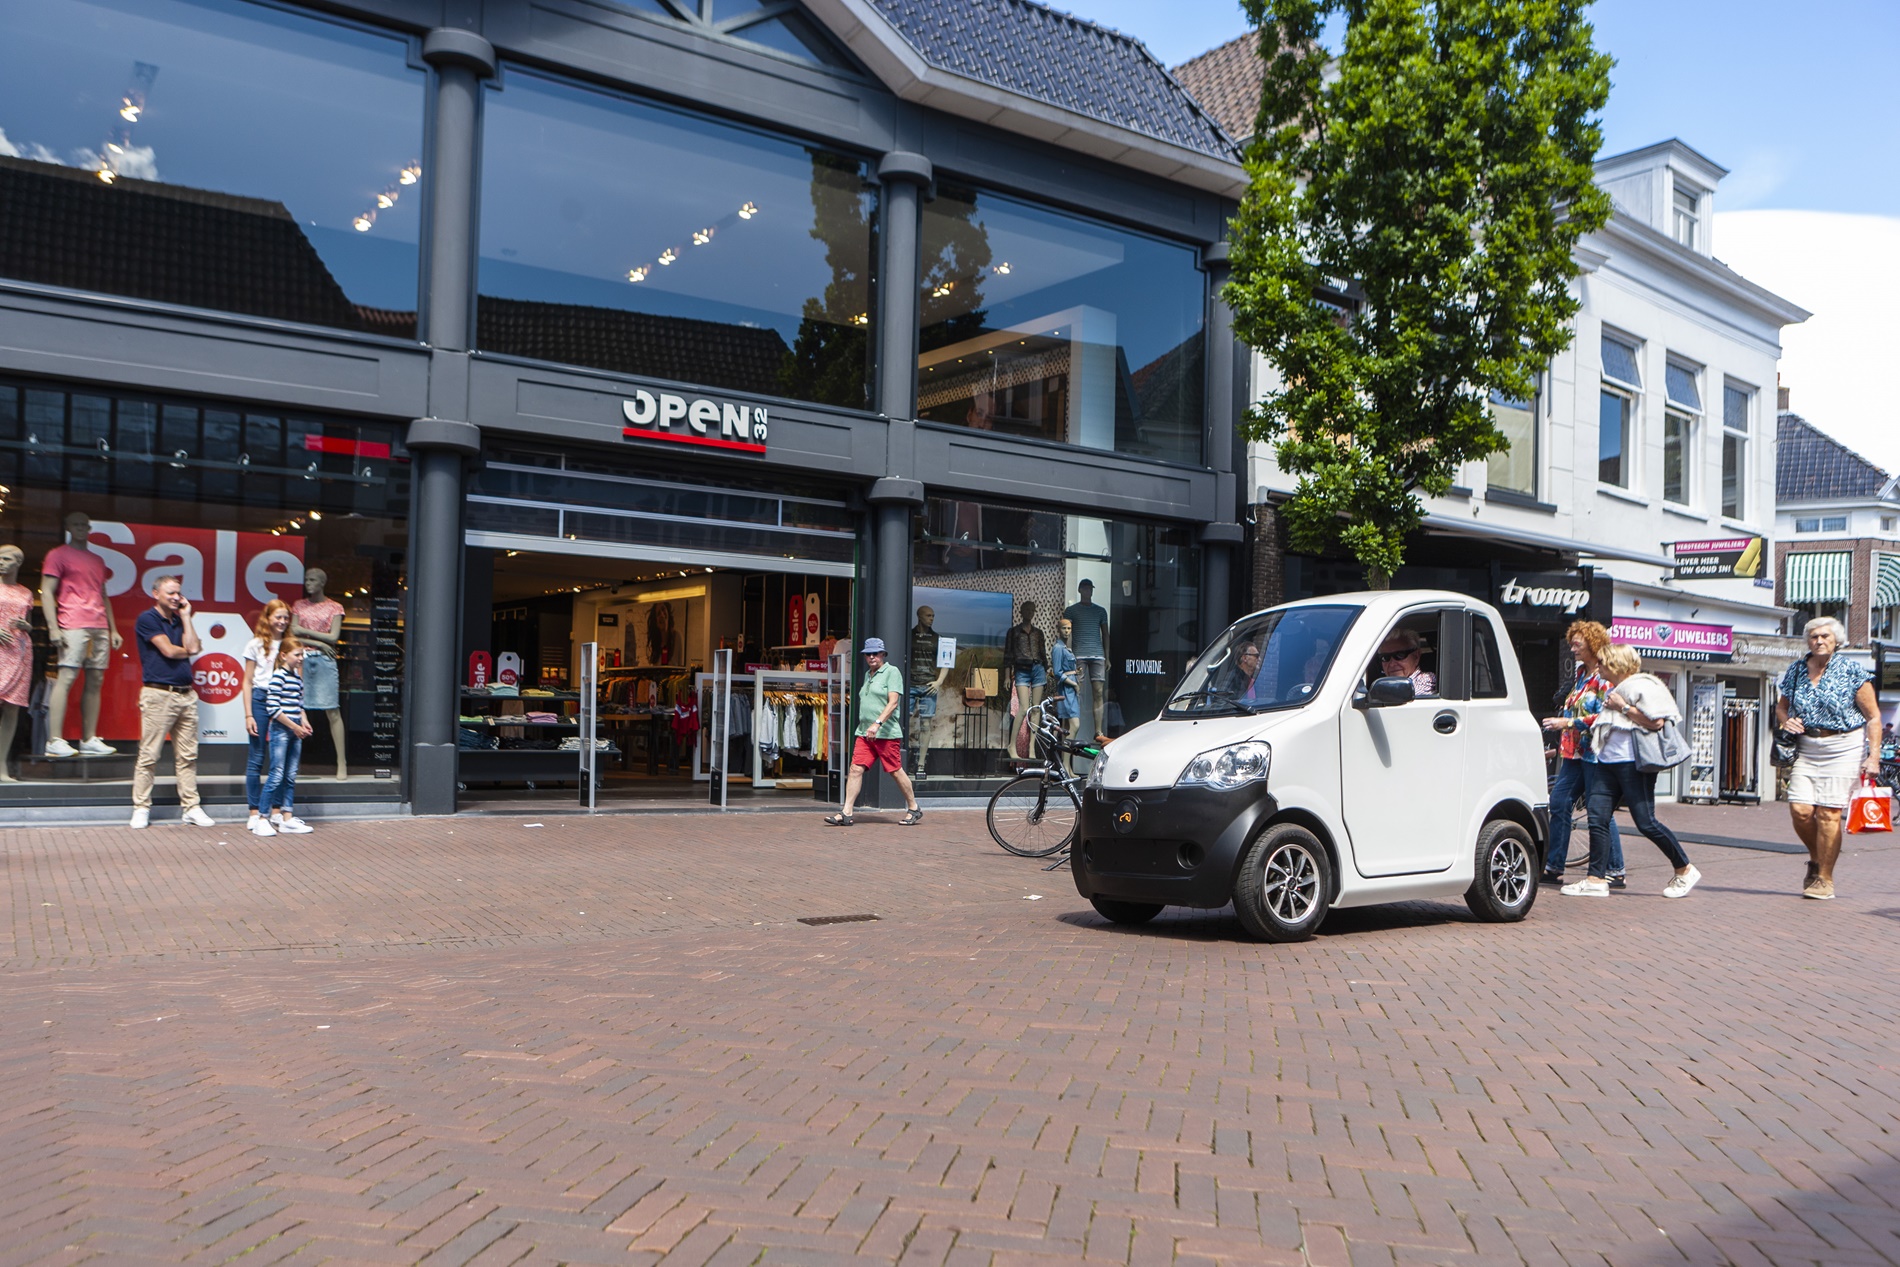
[1063,578,1110,740]
[40,511,121,758]
[908,604,949,778]
[1052,618,1081,764]
[1002,600,1048,758]
[290,567,348,780]
[0,545,34,780]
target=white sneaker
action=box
[250,817,277,837]
[78,737,117,756]
[129,807,150,829]
[46,738,78,758]
[182,806,216,828]
[275,816,313,834]
[1663,865,1702,899]
[1560,877,1609,897]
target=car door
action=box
[1340,607,1466,876]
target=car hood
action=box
[1093,710,1301,791]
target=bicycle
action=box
[986,696,1100,864]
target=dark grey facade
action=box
[0,0,1246,813]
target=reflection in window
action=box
[607,0,858,71]
[1722,383,1750,519]
[0,0,424,334]
[917,183,1205,465]
[1599,390,1631,488]
[1486,390,1536,496]
[478,71,876,408]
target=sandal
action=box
[899,808,924,826]
[823,813,855,827]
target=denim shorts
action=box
[909,684,937,718]
[1013,664,1047,688]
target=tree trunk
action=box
[1365,563,1391,590]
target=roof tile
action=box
[1777,412,1892,502]
[1170,32,1263,143]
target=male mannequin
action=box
[908,605,949,777]
[41,511,120,757]
[1063,578,1110,739]
[290,567,349,780]
[1002,600,1047,758]
[0,545,34,780]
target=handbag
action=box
[1770,728,1798,768]
[1847,775,1893,834]
[1633,718,1692,772]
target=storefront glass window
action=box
[0,377,409,804]
[909,497,1200,788]
[917,184,1206,466]
[477,70,877,410]
[0,0,424,335]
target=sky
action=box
[1057,0,1900,474]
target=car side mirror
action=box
[1354,676,1415,709]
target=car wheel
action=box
[1089,897,1163,926]
[1233,823,1332,943]
[1465,819,1537,923]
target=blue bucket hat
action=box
[860,637,887,655]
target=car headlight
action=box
[1176,741,1271,790]
[1086,755,1106,788]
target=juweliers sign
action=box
[623,390,767,455]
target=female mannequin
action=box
[0,545,33,781]
[1002,600,1048,758]
[290,567,349,780]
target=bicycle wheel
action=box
[987,772,1081,858]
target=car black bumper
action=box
[1070,783,1279,909]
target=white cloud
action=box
[0,126,15,158]
[74,143,159,182]
[0,126,85,168]
[1715,209,1900,476]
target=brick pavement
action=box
[3,808,1898,1265]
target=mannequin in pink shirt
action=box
[40,512,122,758]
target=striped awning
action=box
[1785,551,1852,603]
[1877,552,1900,608]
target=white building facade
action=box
[1245,140,1810,803]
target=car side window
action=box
[1368,612,1442,698]
[1471,616,1508,699]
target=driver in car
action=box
[1220,642,1263,701]
[1374,629,1437,696]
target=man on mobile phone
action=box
[131,575,216,829]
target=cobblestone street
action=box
[3,808,1897,1265]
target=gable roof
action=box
[1171,31,1263,143]
[1778,412,1896,503]
[803,0,1243,195]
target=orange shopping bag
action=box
[1847,776,1893,834]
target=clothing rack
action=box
[749,670,833,787]
[1718,695,1762,803]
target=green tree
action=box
[1227,0,1612,585]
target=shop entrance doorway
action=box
[458,544,852,806]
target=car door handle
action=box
[1433,710,1459,735]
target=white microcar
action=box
[1073,591,1551,941]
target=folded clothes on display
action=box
[556,736,613,752]
[524,711,562,724]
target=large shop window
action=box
[909,497,1199,787]
[0,0,425,335]
[477,71,877,410]
[0,378,409,802]
[917,184,1206,466]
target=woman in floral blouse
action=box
[1776,616,1881,900]
[1539,620,1625,886]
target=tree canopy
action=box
[1227,0,1613,583]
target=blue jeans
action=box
[1587,760,1689,874]
[260,722,302,817]
[244,689,287,812]
[1548,757,1622,874]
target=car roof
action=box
[1231,590,1509,625]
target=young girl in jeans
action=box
[256,638,315,836]
[240,600,291,834]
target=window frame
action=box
[1672,185,1701,251]
[1721,381,1753,520]
[1598,331,1642,491]
[1484,381,1540,499]
[1661,358,1702,508]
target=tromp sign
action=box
[623,390,768,455]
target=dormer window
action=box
[1672,186,1700,250]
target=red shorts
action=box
[851,736,903,772]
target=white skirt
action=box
[1787,730,1865,809]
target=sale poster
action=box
[55,522,306,744]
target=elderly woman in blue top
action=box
[1776,616,1881,900]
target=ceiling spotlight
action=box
[376,191,396,209]
[738,201,758,219]
[658,248,677,266]
[628,266,649,283]
[353,214,373,232]
[692,227,714,245]
[96,168,116,184]
[399,164,421,185]
[992,262,1011,275]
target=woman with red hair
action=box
[1539,620,1624,888]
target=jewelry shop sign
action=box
[623,389,767,455]
[1609,617,1734,663]
[1668,536,1764,580]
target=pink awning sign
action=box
[1610,617,1734,662]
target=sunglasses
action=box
[1380,650,1417,662]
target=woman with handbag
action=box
[1776,616,1881,900]
[1538,620,1625,886]
[1561,644,1700,898]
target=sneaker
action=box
[275,816,313,834]
[182,806,216,828]
[1607,874,1627,890]
[78,737,117,757]
[1803,878,1836,901]
[249,817,277,837]
[129,807,150,829]
[1560,877,1610,897]
[1662,865,1702,899]
[46,738,78,758]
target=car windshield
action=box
[1164,605,1360,717]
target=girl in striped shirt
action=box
[255,638,315,836]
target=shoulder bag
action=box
[1770,727,1799,767]
[1633,719,1692,772]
